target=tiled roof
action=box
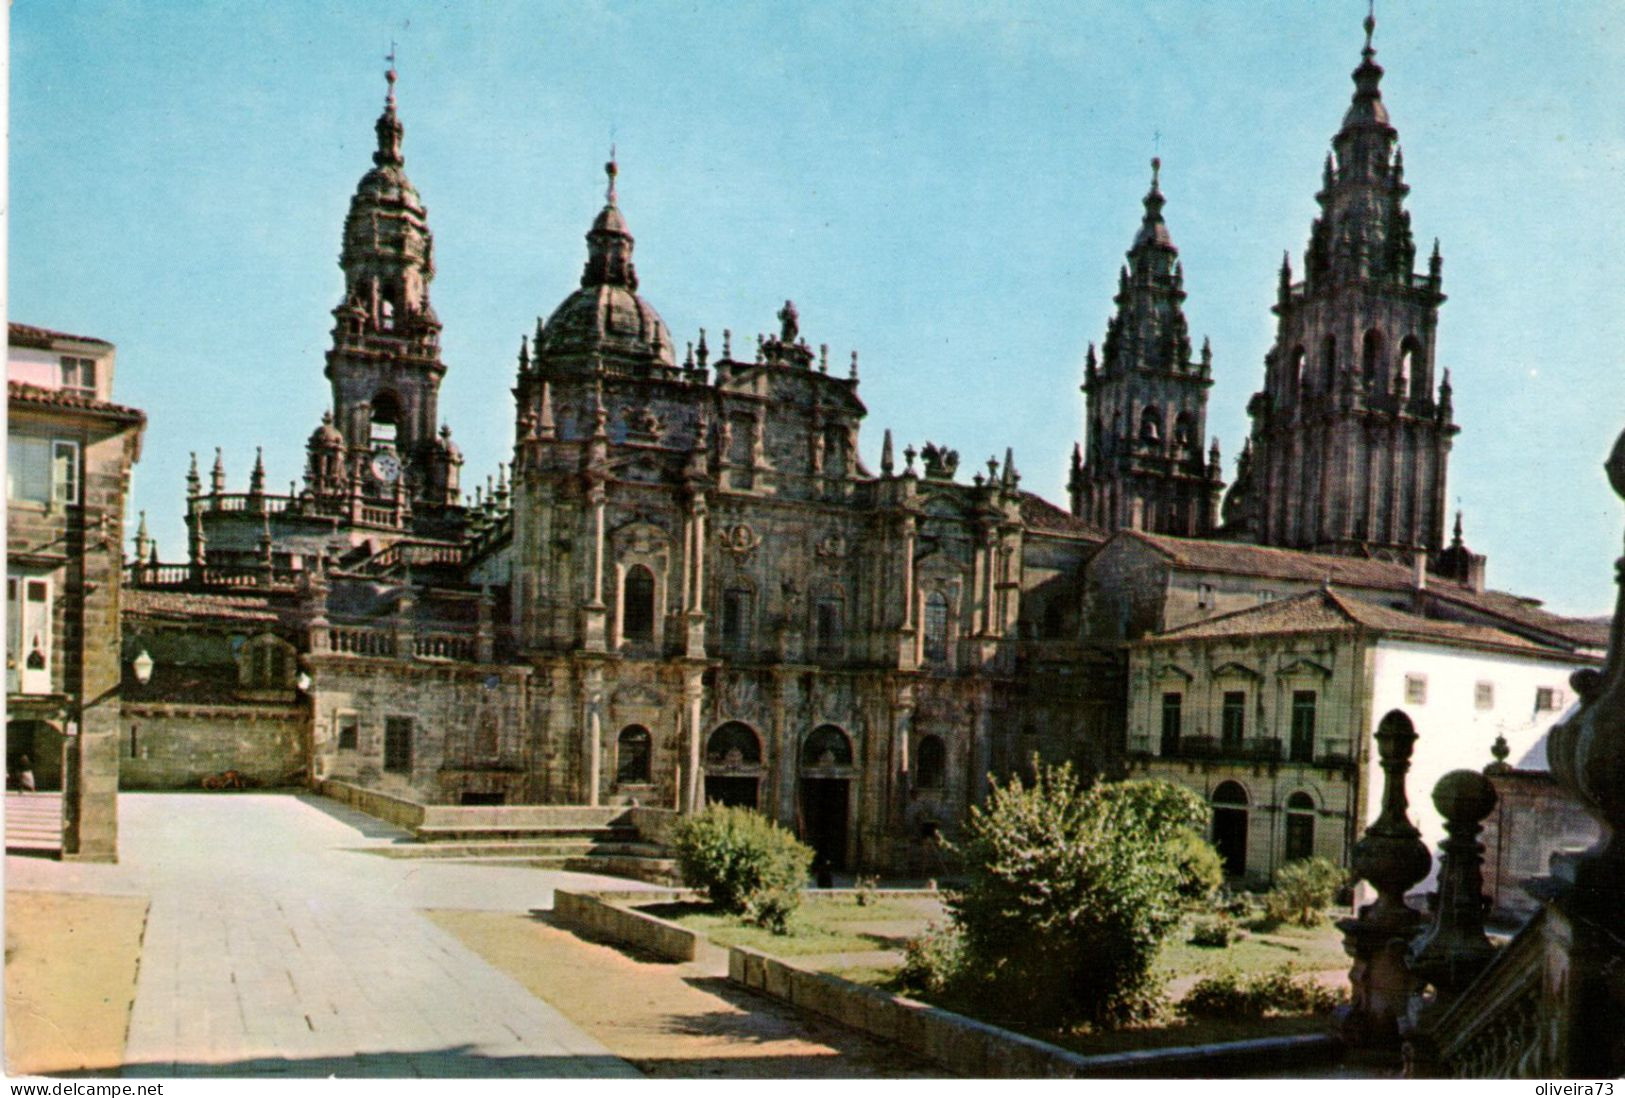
[124,588,281,625]
[1019,492,1107,539]
[1145,586,1567,657]
[8,322,112,349]
[1119,530,1608,651]
[9,381,144,423]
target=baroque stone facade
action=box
[121,16,1608,880]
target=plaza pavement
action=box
[5,792,658,1077]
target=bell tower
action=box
[1070,159,1223,535]
[321,59,457,506]
[1229,11,1457,559]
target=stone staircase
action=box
[6,792,63,857]
[313,787,681,883]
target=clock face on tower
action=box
[371,451,402,485]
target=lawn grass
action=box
[1159,918,1348,984]
[640,894,944,956]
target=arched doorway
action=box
[1285,791,1316,863]
[1211,780,1249,878]
[703,721,762,809]
[799,724,855,872]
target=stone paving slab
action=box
[8,793,653,1078]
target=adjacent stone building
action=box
[7,322,145,859]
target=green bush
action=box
[1170,828,1225,906]
[1179,966,1344,1020]
[898,923,965,998]
[671,804,814,932]
[1188,915,1240,948]
[937,767,1210,1029]
[1262,857,1348,928]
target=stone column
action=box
[1339,710,1432,1050]
[583,668,603,807]
[683,671,704,813]
[1402,769,1498,1077]
[581,481,608,652]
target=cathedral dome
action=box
[536,157,675,369]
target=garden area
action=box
[651,772,1353,1061]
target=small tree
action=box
[671,804,814,932]
[943,766,1211,1029]
[1262,856,1347,927]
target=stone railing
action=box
[1165,735,1282,764]
[125,561,303,592]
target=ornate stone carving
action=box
[815,531,849,559]
[718,522,762,558]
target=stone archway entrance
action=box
[799,725,855,873]
[703,721,763,809]
[1211,780,1249,877]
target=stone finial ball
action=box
[1606,427,1625,499]
[1432,768,1497,823]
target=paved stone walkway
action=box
[6,793,654,1077]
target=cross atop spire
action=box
[1364,0,1376,56]
[385,41,398,107]
[605,145,619,206]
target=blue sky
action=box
[12,1,1625,615]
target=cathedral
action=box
[118,14,1597,877]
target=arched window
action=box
[923,592,950,662]
[1400,336,1427,399]
[1289,346,1307,396]
[617,725,652,783]
[1285,791,1316,862]
[1172,412,1195,451]
[916,735,946,790]
[622,565,655,642]
[801,724,853,769]
[370,391,400,446]
[1320,335,1337,390]
[380,299,395,331]
[1211,780,1250,877]
[1138,406,1162,445]
[706,721,762,767]
[1362,329,1384,391]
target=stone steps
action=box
[6,792,63,854]
[369,838,668,860]
[412,823,643,844]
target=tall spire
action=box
[375,48,404,168]
[1132,157,1174,254]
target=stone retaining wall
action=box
[728,946,1338,1077]
[552,888,716,963]
[316,778,427,831]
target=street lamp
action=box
[132,649,154,686]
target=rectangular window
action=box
[1475,681,1495,710]
[60,356,97,394]
[1197,583,1216,610]
[1159,692,1182,755]
[1257,590,1277,605]
[52,441,79,505]
[814,597,843,660]
[337,713,359,751]
[384,717,413,773]
[1290,690,1316,763]
[1536,687,1564,712]
[722,588,752,651]
[1405,674,1428,704]
[129,724,140,758]
[1221,691,1246,747]
[6,437,78,506]
[7,437,50,503]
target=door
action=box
[800,778,850,872]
